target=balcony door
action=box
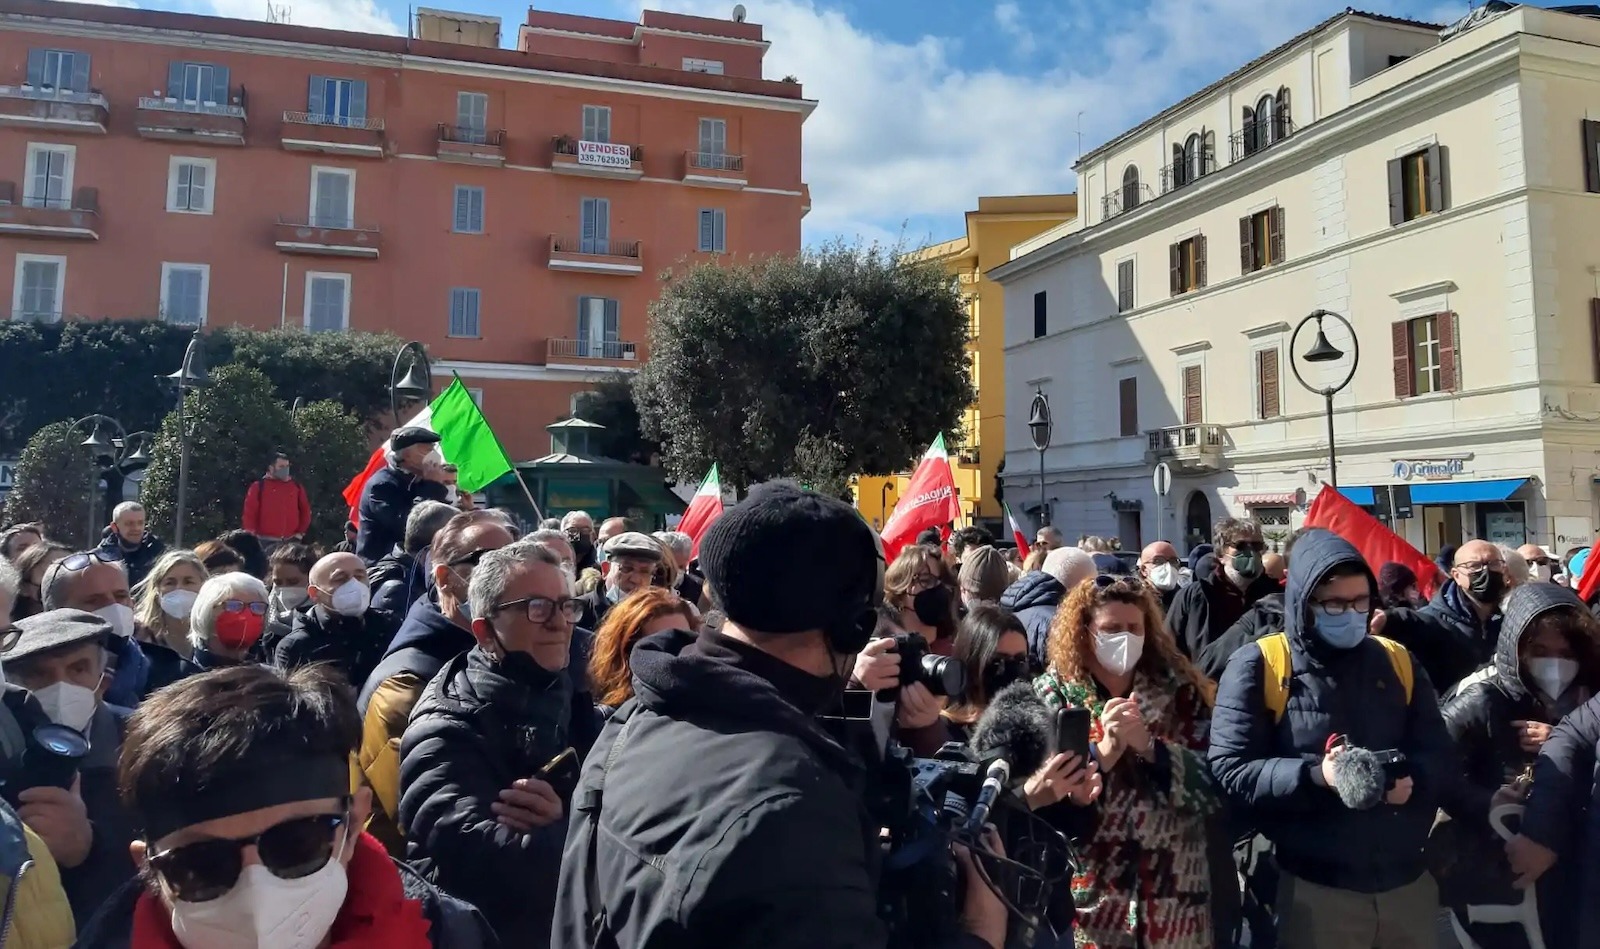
[698,118,727,167]
[25,145,71,208]
[310,168,353,229]
[577,296,619,358]
[169,62,230,108]
[580,197,610,255]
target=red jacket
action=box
[243,476,311,538]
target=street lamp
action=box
[389,342,432,430]
[1027,390,1052,527]
[880,481,897,527]
[67,414,127,549]
[166,332,210,547]
[1289,309,1360,489]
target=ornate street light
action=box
[1289,310,1360,489]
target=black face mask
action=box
[1467,568,1505,604]
[570,538,595,565]
[982,656,1031,697]
[912,585,953,627]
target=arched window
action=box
[1184,133,1201,183]
[1255,94,1275,145]
[1275,85,1292,138]
[1122,165,1141,210]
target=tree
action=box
[634,242,973,495]
[218,327,406,434]
[290,400,369,546]
[1,421,99,546]
[566,374,659,465]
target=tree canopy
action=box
[2,421,99,546]
[566,374,659,465]
[634,243,973,494]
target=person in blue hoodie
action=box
[1208,528,1453,949]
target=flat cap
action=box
[604,532,664,561]
[390,427,442,452]
[3,609,110,664]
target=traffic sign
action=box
[1153,462,1172,498]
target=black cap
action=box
[390,427,441,452]
[700,481,880,634]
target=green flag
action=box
[426,378,514,493]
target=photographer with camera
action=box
[554,482,1007,949]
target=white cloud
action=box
[992,1,1036,58]
[204,0,400,34]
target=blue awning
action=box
[1337,486,1375,506]
[1408,478,1527,504]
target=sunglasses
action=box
[47,550,120,582]
[220,600,268,616]
[1093,573,1145,589]
[146,810,347,903]
[447,548,494,569]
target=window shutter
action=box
[598,107,610,143]
[1425,143,1445,213]
[166,61,185,98]
[1195,234,1208,288]
[1241,106,1256,154]
[349,80,368,122]
[454,187,470,231]
[1118,377,1138,437]
[1387,157,1404,226]
[210,66,230,104]
[577,297,593,342]
[70,53,89,93]
[1437,311,1458,392]
[714,210,726,251]
[699,209,714,251]
[604,299,620,340]
[307,75,325,115]
[1392,320,1415,398]
[581,197,598,244]
[1268,206,1286,264]
[25,49,44,87]
[1182,365,1202,424]
[1169,242,1182,295]
[595,198,610,248]
[1585,120,1600,193]
[1257,348,1281,418]
[1276,85,1291,134]
[1033,291,1047,338]
[1239,215,1255,273]
[1591,299,1600,381]
[1117,260,1133,312]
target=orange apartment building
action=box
[0,0,812,457]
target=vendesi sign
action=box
[577,140,633,169]
[1393,459,1467,481]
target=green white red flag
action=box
[1004,502,1030,559]
[880,433,961,559]
[676,464,724,558]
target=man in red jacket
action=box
[243,452,312,553]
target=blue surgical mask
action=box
[1311,606,1369,649]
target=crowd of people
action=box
[0,439,1599,949]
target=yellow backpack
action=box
[1257,632,1414,723]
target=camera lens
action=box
[32,725,89,760]
[919,654,967,698]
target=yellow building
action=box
[857,194,1078,533]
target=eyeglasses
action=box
[1528,557,1553,567]
[1312,594,1371,615]
[146,810,347,903]
[494,596,584,625]
[1456,561,1506,573]
[1092,573,1144,590]
[447,548,493,569]
[50,550,120,577]
[220,600,268,616]
[1228,541,1269,554]
[908,573,940,594]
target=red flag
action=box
[1303,485,1444,599]
[677,464,724,559]
[1575,542,1600,604]
[880,434,962,561]
[1004,502,1030,559]
[341,447,388,526]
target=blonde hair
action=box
[1047,575,1214,704]
[134,550,207,645]
[1022,548,1047,573]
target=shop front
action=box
[1336,458,1534,558]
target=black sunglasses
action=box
[1093,573,1144,589]
[447,548,494,569]
[146,809,347,903]
[50,550,120,576]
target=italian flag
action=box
[880,433,961,560]
[676,464,724,558]
[1004,502,1030,559]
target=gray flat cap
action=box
[604,532,663,561]
[4,608,110,663]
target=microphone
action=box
[1327,745,1386,811]
[965,682,1054,832]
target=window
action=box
[160,263,209,326]
[24,144,72,208]
[1392,314,1458,397]
[455,92,488,143]
[453,185,484,234]
[1033,291,1047,339]
[12,254,65,322]
[577,296,620,358]
[1583,120,1600,194]
[1118,377,1138,437]
[306,75,367,126]
[683,58,724,75]
[305,273,350,332]
[309,167,353,228]
[1388,144,1446,225]
[1181,364,1203,424]
[25,49,89,93]
[1116,259,1135,313]
[697,118,729,168]
[1239,207,1284,273]
[698,208,726,253]
[166,157,214,214]
[448,287,480,338]
[1169,235,1206,295]
[1121,165,1140,212]
[468,388,484,407]
[582,105,611,143]
[1254,348,1281,419]
[1388,54,1411,68]
[580,197,610,255]
[167,62,230,106]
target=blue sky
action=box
[116,0,1471,245]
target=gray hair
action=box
[0,557,18,599]
[42,554,126,610]
[560,510,593,531]
[1498,544,1532,585]
[467,540,564,621]
[189,571,269,650]
[655,531,693,563]
[1042,547,1096,592]
[112,501,143,522]
[405,501,459,555]
[528,528,570,551]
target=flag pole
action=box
[449,372,544,524]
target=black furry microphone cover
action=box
[1328,746,1386,811]
[969,681,1054,782]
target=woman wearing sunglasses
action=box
[74,663,495,949]
[185,573,270,673]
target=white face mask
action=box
[423,447,444,467]
[168,844,349,949]
[33,680,97,732]
[1093,630,1145,676]
[1533,564,1553,583]
[1525,657,1580,701]
[1146,563,1179,590]
[160,589,198,621]
[328,580,370,618]
[444,485,460,505]
[95,603,135,639]
[270,586,310,614]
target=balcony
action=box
[1145,423,1227,473]
[682,150,746,189]
[1229,116,1297,163]
[136,90,248,146]
[547,337,639,368]
[547,235,643,275]
[280,112,386,159]
[7,309,65,323]
[273,216,381,258]
[0,183,100,240]
[437,124,505,167]
[550,136,643,180]
[0,85,109,133]
[1159,149,1217,194]
[1101,184,1155,220]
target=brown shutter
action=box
[1425,143,1446,213]
[1169,242,1182,295]
[1387,157,1405,226]
[1584,120,1600,193]
[1241,106,1255,154]
[0,181,13,204]
[1591,299,1600,381]
[1438,311,1458,392]
[1276,85,1292,135]
[1392,320,1415,398]
[1240,215,1255,273]
[1118,260,1133,312]
[1269,206,1286,264]
[1182,365,1203,424]
[1118,377,1138,437]
[1257,348,1281,418]
[1195,234,1208,288]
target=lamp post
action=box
[1289,309,1360,489]
[389,342,433,430]
[67,414,128,549]
[1027,390,1053,527]
[166,332,211,547]
[879,481,897,529]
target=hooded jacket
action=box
[1520,692,1600,948]
[1207,529,1454,893]
[356,466,449,565]
[1166,552,1280,660]
[998,571,1066,666]
[1196,591,1285,681]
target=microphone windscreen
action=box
[1328,746,1385,811]
[969,681,1054,782]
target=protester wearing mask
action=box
[1387,539,1508,693]
[183,572,270,672]
[13,540,68,621]
[883,543,960,656]
[400,541,601,944]
[261,541,317,659]
[132,550,207,661]
[357,511,515,855]
[2,608,139,925]
[1377,561,1425,611]
[578,532,662,627]
[553,482,1009,949]
[1165,518,1278,661]
[1209,529,1452,949]
[1437,583,1600,946]
[274,553,397,687]
[561,511,601,595]
[72,664,496,949]
[1194,528,1310,681]
[1519,544,1557,584]
[1138,541,1183,611]
[42,551,192,706]
[93,502,165,589]
[588,587,698,718]
[957,545,1010,608]
[241,452,312,554]
[371,502,456,618]
[998,546,1096,668]
[356,427,451,565]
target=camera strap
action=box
[579,704,639,949]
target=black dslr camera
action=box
[0,684,90,807]
[877,631,967,702]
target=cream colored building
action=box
[996,5,1600,558]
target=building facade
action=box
[857,194,1077,533]
[0,0,811,458]
[997,6,1600,558]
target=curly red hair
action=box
[1046,575,1215,704]
[589,588,698,707]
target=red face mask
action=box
[215,611,265,651]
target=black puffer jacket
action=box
[400,636,601,947]
[356,465,448,565]
[94,529,165,589]
[1197,592,1284,681]
[1208,529,1453,893]
[1521,693,1600,948]
[1385,579,1502,694]
[274,602,399,688]
[1166,554,1280,660]
[999,571,1065,666]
